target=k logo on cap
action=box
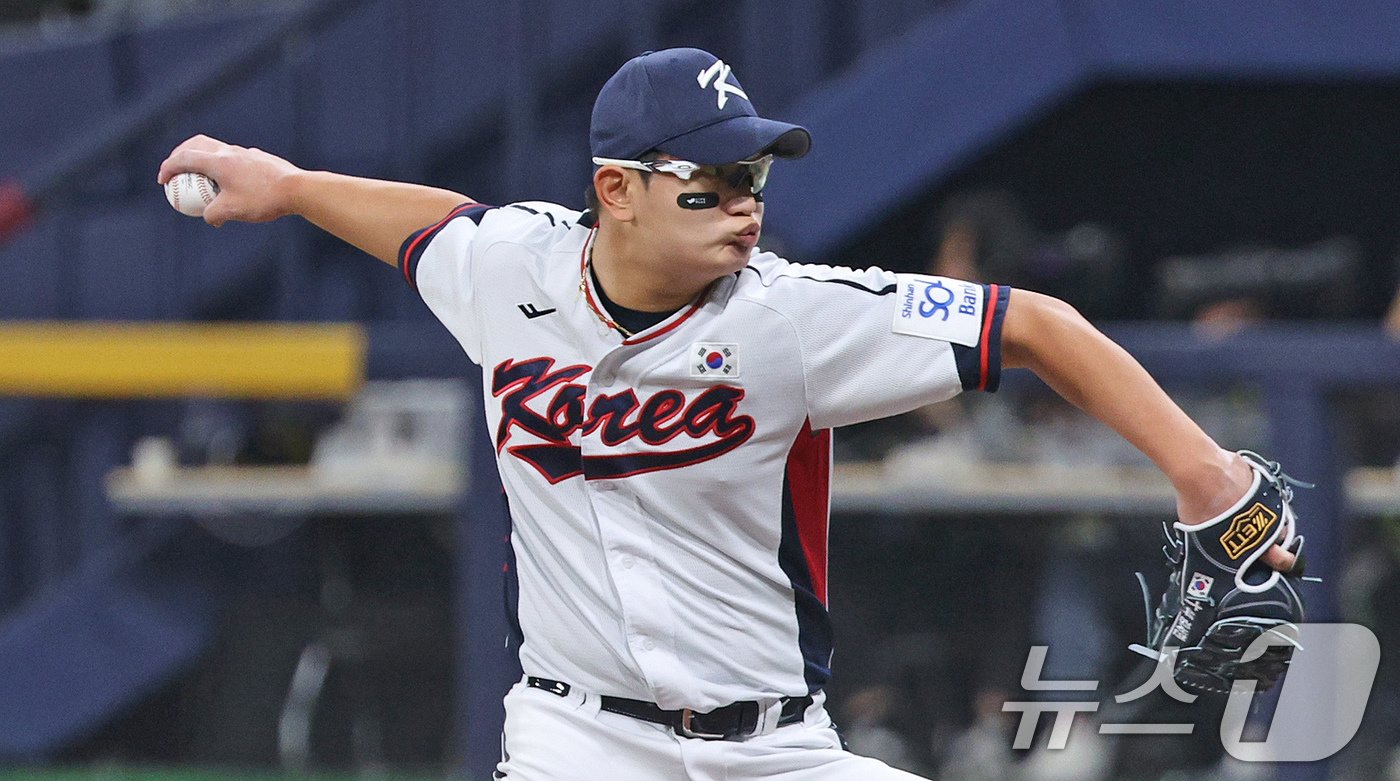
[696,60,748,110]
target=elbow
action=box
[1001,290,1086,370]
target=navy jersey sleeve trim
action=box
[397,202,494,290]
[739,266,895,296]
[821,277,896,296]
[507,203,557,226]
[952,284,1011,392]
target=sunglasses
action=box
[591,154,774,195]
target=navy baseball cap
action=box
[590,48,811,165]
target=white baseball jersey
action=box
[399,201,1011,712]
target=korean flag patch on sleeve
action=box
[890,274,984,347]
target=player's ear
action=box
[593,167,636,223]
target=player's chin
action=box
[713,244,751,272]
[722,235,759,262]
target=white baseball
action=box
[164,172,220,217]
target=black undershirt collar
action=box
[589,265,678,336]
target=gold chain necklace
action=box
[580,227,633,337]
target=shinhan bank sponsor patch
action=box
[691,343,740,378]
[891,274,983,347]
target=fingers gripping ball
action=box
[164,172,220,217]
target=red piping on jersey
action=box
[978,284,999,392]
[621,299,705,345]
[786,420,831,605]
[401,201,480,285]
[579,224,706,344]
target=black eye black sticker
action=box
[678,192,720,209]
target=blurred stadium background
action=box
[2,1,1400,780]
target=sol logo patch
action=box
[1219,502,1279,560]
[891,274,983,346]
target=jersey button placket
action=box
[612,545,662,653]
[590,352,620,391]
[580,352,676,678]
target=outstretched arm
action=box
[157,135,467,266]
[1000,289,1295,569]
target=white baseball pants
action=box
[492,678,930,780]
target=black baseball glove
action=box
[1132,451,1310,694]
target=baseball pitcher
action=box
[159,48,1306,780]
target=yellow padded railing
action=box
[0,322,365,400]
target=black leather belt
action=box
[526,676,813,741]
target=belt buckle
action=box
[677,708,733,741]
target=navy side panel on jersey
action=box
[777,420,834,694]
[504,532,525,656]
[397,202,495,289]
[952,284,1011,392]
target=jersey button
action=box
[595,371,616,385]
[593,480,617,492]
[641,638,656,652]
[620,555,635,569]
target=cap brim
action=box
[657,116,811,165]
